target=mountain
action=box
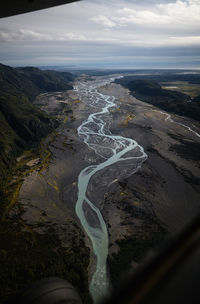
[126,79,189,102]
[0,65,94,304]
[117,79,200,121]
[0,64,74,101]
[0,63,75,183]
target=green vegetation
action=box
[126,79,189,101]
[0,63,75,187]
[1,133,55,220]
[0,219,92,303]
[116,78,200,121]
[0,64,74,102]
[115,71,200,87]
[0,64,93,303]
[160,81,200,97]
[0,129,94,303]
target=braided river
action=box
[74,76,147,302]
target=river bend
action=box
[74,76,147,302]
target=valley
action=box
[1,0,200,302]
[1,72,200,303]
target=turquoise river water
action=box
[74,76,147,302]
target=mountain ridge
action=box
[116,78,200,121]
[0,63,75,183]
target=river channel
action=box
[74,76,147,302]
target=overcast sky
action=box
[0,0,200,69]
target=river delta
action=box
[16,75,200,303]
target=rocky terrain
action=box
[0,65,92,303]
[98,83,200,283]
[0,63,74,184]
[1,75,200,302]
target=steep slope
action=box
[117,79,200,121]
[0,64,74,101]
[0,63,74,183]
[0,66,93,304]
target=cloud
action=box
[0,0,200,68]
[59,33,86,41]
[157,0,200,26]
[0,29,87,41]
[90,0,200,30]
[113,7,172,26]
[89,15,116,28]
[0,29,52,41]
[0,39,199,68]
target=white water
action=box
[74,76,147,303]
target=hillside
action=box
[0,66,94,304]
[115,71,200,85]
[0,63,74,184]
[116,78,200,121]
[0,64,74,101]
